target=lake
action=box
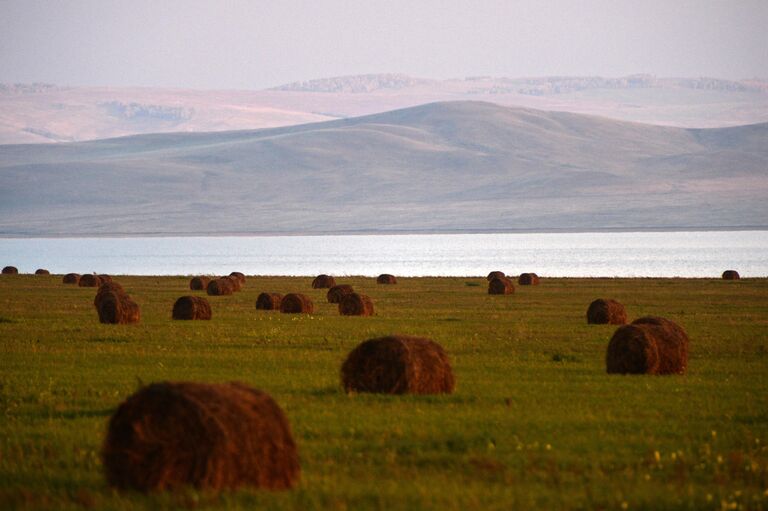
[1,231,766,277]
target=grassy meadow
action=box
[1,274,767,510]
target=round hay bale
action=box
[339,293,374,316]
[486,271,505,281]
[94,281,126,307]
[96,291,140,324]
[587,298,627,325]
[280,293,314,314]
[376,274,397,285]
[79,274,102,287]
[2,266,18,274]
[222,276,241,292]
[256,292,283,311]
[99,274,113,284]
[189,276,211,291]
[341,335,455,394]
[63,273,81,284]
[606,316,689,375]
[207,278,234,296]
[722,270,740,280]
[488,277,514,295]
[327,284,354,303]
[311,274,336,289]
[518,273,540,285]
[102,381,300,492]
[172,296,212,320]
[35,269,50,275]
[229,272,246,285]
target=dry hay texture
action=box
[223,276,242,292]
[99,274,113,284]
[722,270,740,280]
[35,269,50,275]
[63,273,81,284]
[280,293,314,314]
[256,292,283,310]
[312,274,336,289]
[102,381,300,492]
[95,292,140,324]
[2,266,19,274]
[207,278,235,296]
[94,281,126,307]
[606,316,689,375]
[189,276,211,291]
[339,293,374,316]
[376,274,397,285]
[79,274,102,287]
[587,298,628,325]
[341,335,455,394]
[518,273,540,285]
[327,284,354,303]
[488,277,515,295]
[229,272,246,285]
[172,296,212,320]
[486,271,505,281]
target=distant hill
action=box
[1,101,766,236]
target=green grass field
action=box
[1,274,767,510]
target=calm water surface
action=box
[1,231,766,277]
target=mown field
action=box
[1,274,767,510]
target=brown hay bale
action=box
[341,335,455,394]
[376,274,397,285]
[35,269,50,275]
[280,293,314,314]
[256,292,283,310]
[222,276,241,292]
[101,381,300,492]
[327,284,354,303]
[339,293,374,316]
[488,277,514,295]
[96,291,140,324]
[518,273,540,285]
[229,272,246,285]
[172,296,212,320]
[587,298,627,325]
[486,271,505,281]
[311,274,336,289]
[606,316,689,375]
[2,266,18,274]
[79,274,102,287]
[722,270,740,280]
[94,281,126,307]
[207,278,234,296]
[189,276,211,291]
[63,273,81,284]
[99,274,113,284]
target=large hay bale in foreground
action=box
[376,274,397,285]
[63,273,81,285]
[339,293,374,316]
[256,292,283,310]
[94,281,126,307]
[190,276,211,291]
[486,271,505,281]
[312,274,336,289]
[327,284,354,303]
[280,293,313,314]
[587,298,627,325]
[207,278,235,296]
[2,266,18,274]
[518,273,540,285]
[722,270,740,280]
[79,274,102,287]
[172,296,212,320]
[35,269,50,275]
[96,291,140,324]
[606,316,689,375]
[102,381,300,492]
[488,277,514,295]
[229,272,246,285]
[341,335,455,394]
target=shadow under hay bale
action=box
[63,273,81,284]
[327,284,354,303]
[339,293,374,316]
[189,276,211,291]
[207,278,235,296]
[102,381,300,492]
[587,298,627,325]
[376,274,397,285]
[518,273,540,285]
[229,272,246,285]
[280,293,313,314]
[79,274,102,287]
[488,277,514,295]
[96,290,140,325]
[722,270,740,280]
[341,335,455,394]
[312,274,336,289]
[2,266,18,274]
[486,271,505,281]
[606,316,689,375]
[35,269,50,275]
[256,292,283,310]
[172,296,212,320]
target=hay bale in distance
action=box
[207,278,235,296]
[327,284,354,303]
[172,296,212,320]
[96,290,140,324]
[79,274,102,287]
[341,335,455,394]
[229,272,246,285]
[99,274,113,284]
[94,281,126,307]
[488,277,515,295]
[606,316,689,375]
[35,269,50,275]
[2,266,18,274]
[722,270,740,280]
[189,276,211,291]
[102,381,300,492]
[312,274,336,289]
[223,276,242,292]
[63,273,81,284]
[280,293,314,314]
[518,273,540,285]
[587,298,627,325]
[376,274,397,285]
[339,293,374,316]
[486,271,505,281]
[256,292,283,311]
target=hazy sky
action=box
[1,0,767,89]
